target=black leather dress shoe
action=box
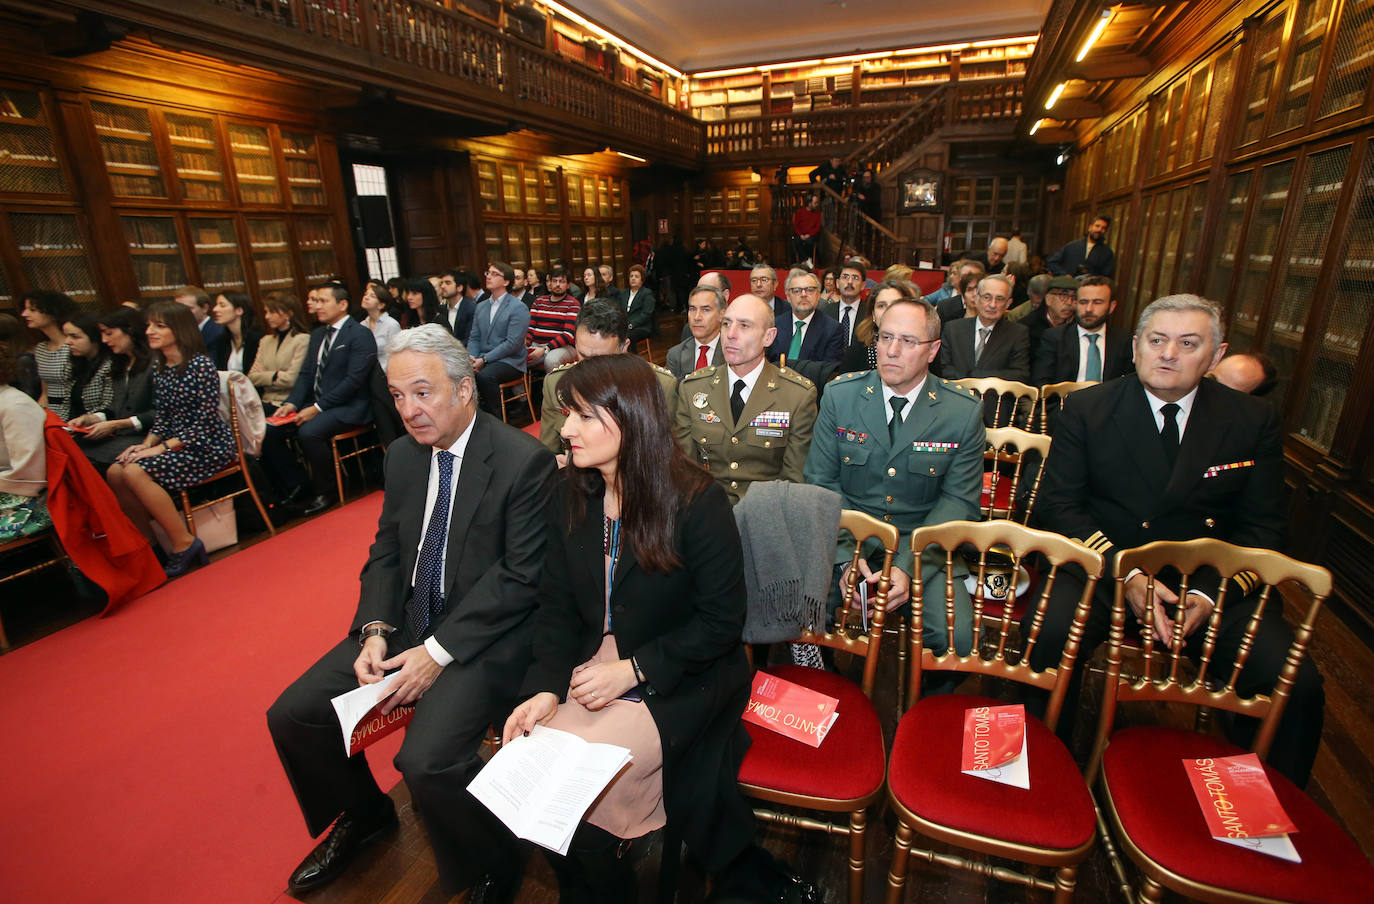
[287,802,398,893]
[301,494,333,516]
[466,869,520,904]
[279,484,307,506]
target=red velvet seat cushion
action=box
[887,693,1094,851]
[738,665,885,806]
[1101,726,1374,902]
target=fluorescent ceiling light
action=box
[1076,9,1114,63]
[1045,82,1067,109]
[1029,119,1044,135]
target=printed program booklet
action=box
[960,704,1029,789]
[330,672,415,756]
[741,671,840,748]
[1184,753,1300,862]
[468,725,632,855]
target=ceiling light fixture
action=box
[541,0,684,79]
[611,150,648,163]
[1045,82,1068,109]
[1076,9,1114,63]
[1029,119,1044,136]
[689,35,1037,78]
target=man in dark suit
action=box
[666,284,727,379]
[680,271,744,342]
[260,282,375,515]
[1031,276,1134,386]
[767,268,843,366]
[436,269,476,343]
[1027,296,1324,787]
[1047,214,1116,278]
[822,257,867,347]
[968,236,1009,275]
[934,274,1030,383]
[747,263,792,320]
[268,324,556,902]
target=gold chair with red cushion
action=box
[1085,539,1374,903]
[1034,380,1097,435]
[737,509,897,904]
[885,520,1103,904]
[951,377,1039,429]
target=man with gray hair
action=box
[933,273,1030,383]
[970,236,1009,275]
[666,283,727,379]
[680,270,741,342]
[1028,295,1324,788]
[268,324,556,901]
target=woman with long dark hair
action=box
[249,293,310,415]
[400,278,441,329]
[106,302,234,576]
[61,312,114,422]
[581,266,610,304]
[210,291,262,374]
[73,307,156,468]
[503,354,757,901]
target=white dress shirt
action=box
[836,301,861,345]
[881,382,922,429]
[1143,384,1199,438]
[726,358,766,408]
[413,415,477,667]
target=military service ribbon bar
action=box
[912,441,960,452]
[750,411,792,429]
[1203,460,1255,479]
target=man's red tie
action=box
[696,344,708,370]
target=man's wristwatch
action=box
[359,624,393,646]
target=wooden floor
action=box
[3,310,1371,902]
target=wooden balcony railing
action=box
[68,0,704,166]
[705,78,1025,166]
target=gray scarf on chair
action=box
[733,481,842,643]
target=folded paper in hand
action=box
[742,671,839,748]
[961,704,1029,789]
[265,414,296,426]
[468,725,632,855]
[330,672,415,757]
[1184,753,1300,863]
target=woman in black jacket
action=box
[503,354,756,901]
[74,307,156,469]
[210,291,262,375]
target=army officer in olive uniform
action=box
[675,294,817,505]
[541,300,677,464]
[804,297,984,656]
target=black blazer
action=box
[624,287,657,336]
[521,478,754,871]
[287,316,376,424]
[352,413,557,665]
[1047,238,1116,278]
[213,328,262,376]
[768,308,844,364]
[1032,322,1134,386]
[1034,374,1283,596]
[934,318,1031,382]
[104,363,155,428]
[440,297,476,345]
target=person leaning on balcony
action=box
[249,292,311,416]
[792,192,823,267]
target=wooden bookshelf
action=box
[281,130,327,207]
[246,217,295,290]
[8,211,99,305]
[121,215,189,300]
[228,122,282,206]
[0,88,69,196]
[91,101,167,199]
[189,216,247,293]
[165,112,229,204]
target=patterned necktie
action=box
[409,450,455,641]
[840,305,853,345]
[696,344,708,370]
[1086,332,1102,381]
[889,396,908,444]
[314,326,336,393]
[975,327,991,364]
[1160,403,1181,469]
[788,320,805,360]
[730,379,747,423]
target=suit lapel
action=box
[1064,326,1081,380]
[1163,381,1227,505]
[396,441,429,590]
[1112,378,1172,498]
[442,416,493,600]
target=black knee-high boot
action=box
[568,823,636,904]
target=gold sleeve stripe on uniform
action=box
[1081,530,1114,554]
[1234,570,1260,596]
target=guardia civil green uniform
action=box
[540,357,679,454]
[674,361,817,505]
[804,369,985,653]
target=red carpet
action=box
[0,492,404,904]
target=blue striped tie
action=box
[408,451,454,640]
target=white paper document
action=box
[961,730,1030,789]
[467,725,632,855]
[1216,833,1302,863]
[330,672,402,755]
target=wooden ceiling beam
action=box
[1068,52,1154,80]
[1047,97,1106,119]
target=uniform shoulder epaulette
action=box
[939,380,983,405]
[650,362,674,378]
[775,367,814,389]
[548,361,575,374]
[830,370,868,384]
[682,365,717,381]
